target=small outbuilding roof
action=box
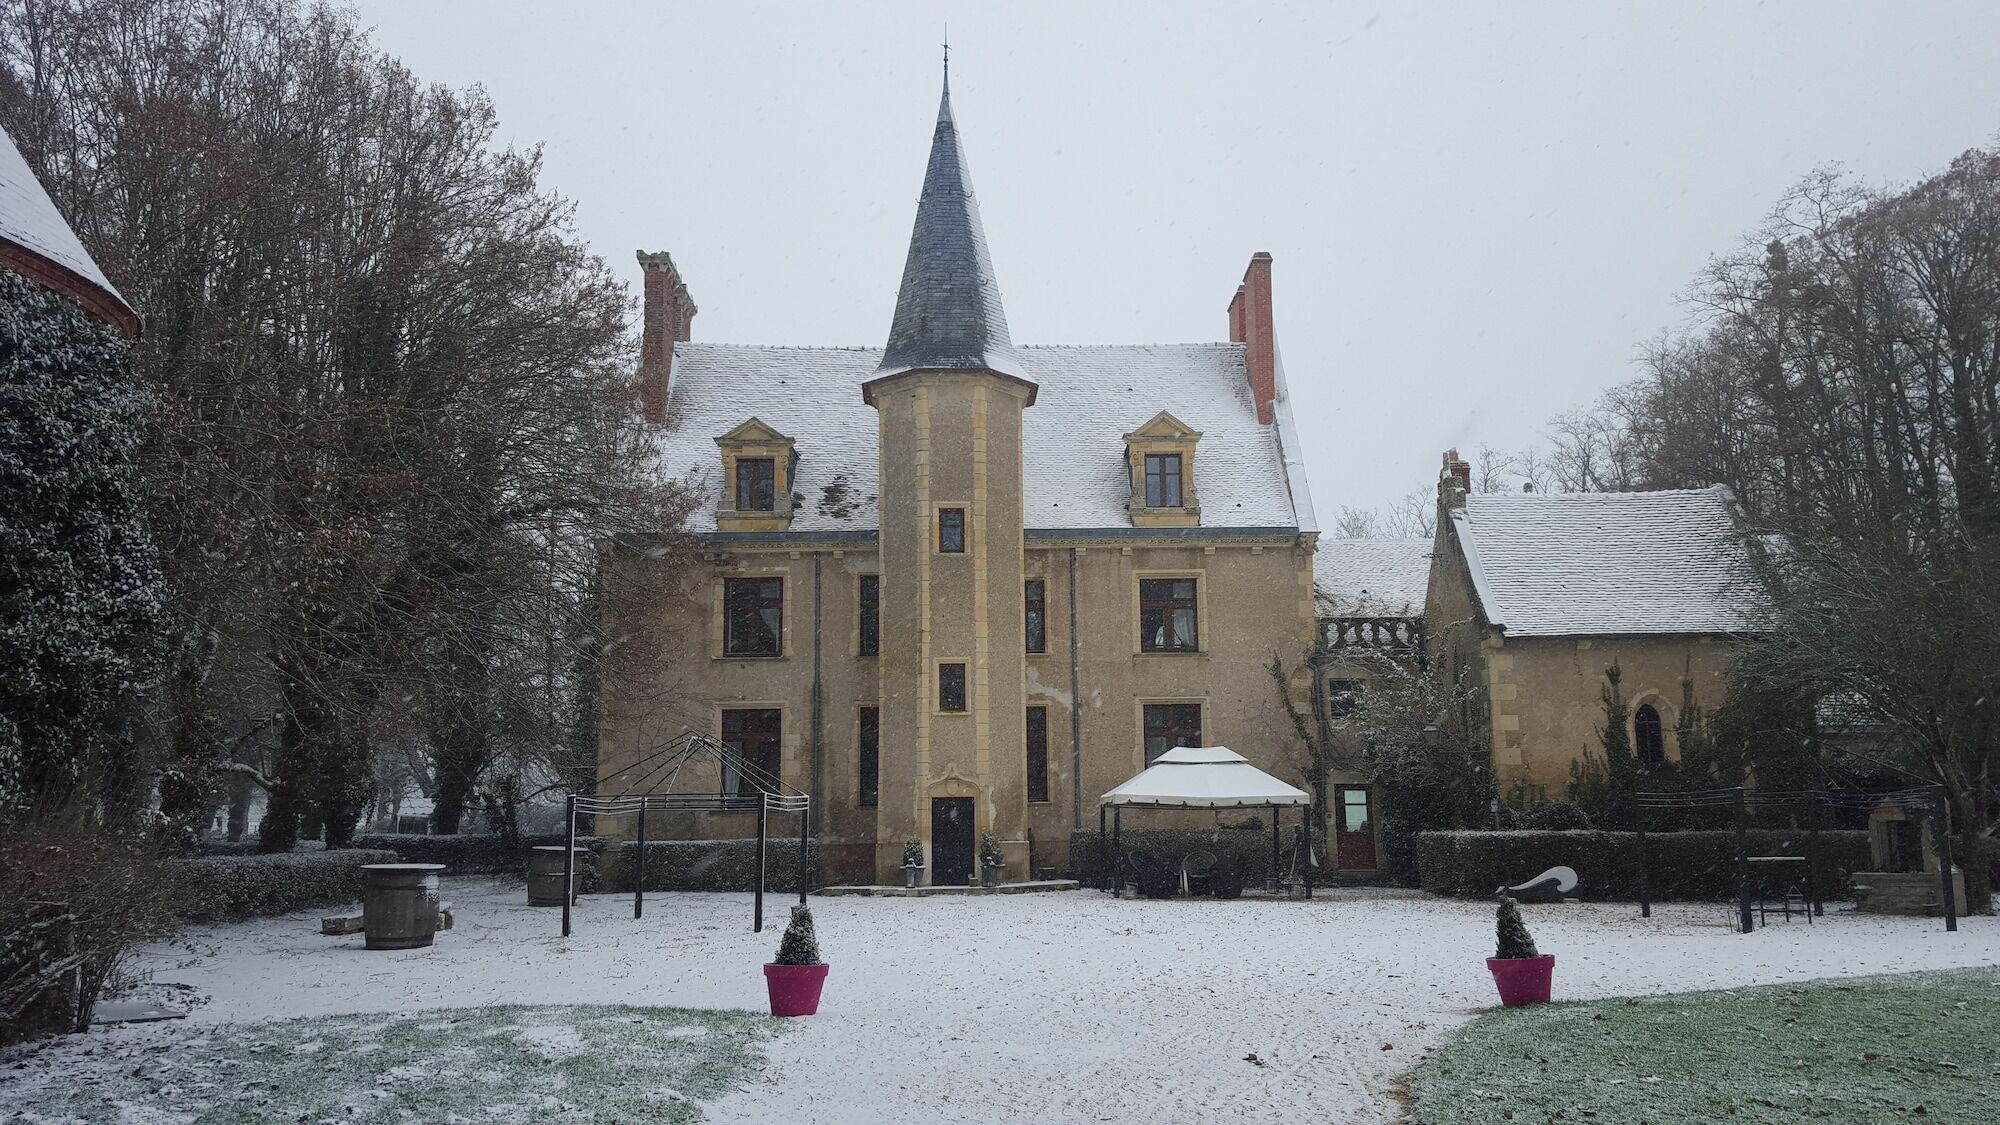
[0,123,135,335]
[1313,537,1432,616]
[1451,486,1768,637]
[1100,746,1312,809]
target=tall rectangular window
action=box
[938,663,967,712]
[723,577,783,656]
[938,507,966,553]
[858,575,880,657]
[735,458,776,511]
[1144,453,1183,508]
[1024,579,1046,654]
[721,708,782,797]
[858,706,879,808]
[1026,706,1050,803]
[1142,703,1203,765]
[1139,578,1199,652]
[1326,678,1364,718]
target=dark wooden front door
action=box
[932,798,975,886]
[1334,786,1378,870]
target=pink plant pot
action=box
[1486,954,1555,1007]
[763,962,829,1017]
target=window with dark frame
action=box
[735,457,776,511]
[938,507,966,553]
[723,577,783,656]
[1024,579,1046,654]
[1326,679,1364,718]
[938,663,967,712]
[858,706,880,808]
[858,575,880,657]
[1142,703,1203,765]
[1138,578,1199,652]
[1634,703,1665,768]
[720,708,781,798]
[1026,706,1050,803]
[1144,453,1184,508]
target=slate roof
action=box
[1451,487,1766,636]
[1313,538,1432,616]
[657,342,1300,534]
[0,124,133,323]
[873,74,1026,384]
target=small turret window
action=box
[938,507,966,553]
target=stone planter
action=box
[527,845,588,906]
[361,864,446,950]
[902,864,923,890]
[980,863,1004,888]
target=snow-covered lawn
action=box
[4,879,1994,1123]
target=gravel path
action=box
[90,880,2000,1123]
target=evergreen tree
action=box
[1494,897,1539,959]
[773,905,821,966]
[0,271,162,811]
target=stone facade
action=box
[596,73,1327,887]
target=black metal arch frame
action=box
[1095,801,1315,899]
[561,730,811,936]
[1634,785,1956,934]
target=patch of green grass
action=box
[10,1004,781,1124]
[1412,968,2000,1124]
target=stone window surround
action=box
[1123,411,1202,529]
[714,418,796,532]
[710,569,790,660]
[1133,570,1206,655]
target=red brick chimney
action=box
[638,251,696,424]
[1226,252,1276,424]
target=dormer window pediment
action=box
[715,417,797,532]
[1124,411,1202,528]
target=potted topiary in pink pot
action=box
[763,905,828,1017]
[1486,896,1554,1006]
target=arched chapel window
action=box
[1634,703,1665,768]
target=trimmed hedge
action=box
[605,839,818,894]
[1415,829,1872,902]
[1068,828,1302,892]
[350,833,608,875]
[179,849,401,922]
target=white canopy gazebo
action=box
[1097,747,1313,898]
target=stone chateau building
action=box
[596,73,1344,886]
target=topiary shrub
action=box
[606,838,817,894]
[901,838,924,868]
[773,905,821,966]
[979,832,1002,867]
[350,833,606,876]
[1494,897,1539,959]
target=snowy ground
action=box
[9,879,1997,1123]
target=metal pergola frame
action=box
[1095,800,1314,899]
[1634,784,1956,934]
[561,731,811,937]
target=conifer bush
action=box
[773,905,821,966]
[902,838,924,867]
[1494,897,1540,959]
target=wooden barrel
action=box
[527,846,588,906]
[361,864,446,950]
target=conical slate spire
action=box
[874,71,1027,382]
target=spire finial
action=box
[942,23,950,82]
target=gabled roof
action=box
[1450,486,1767,637]
[1314,537,1432,616]
[655,342,1299,535]
[871,73,1027,386]
[0,124,135,336]
[1100,746,1312,809]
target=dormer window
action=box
[1124,411,1202,529]
[714,418,795,532]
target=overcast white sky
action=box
[353,1,2000,517]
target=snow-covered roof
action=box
[658,342,1300,534]
[1314,537,1431,616]
[1100,746,1312,808]
[1451,486,1766,637]
[0,124,133,328]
